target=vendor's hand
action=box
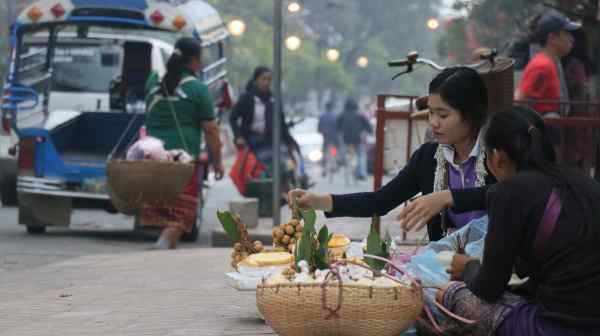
[235,137,246,148]
[287,189,332,212]
[397,190,453,233]
[212,162,225,180]
[448,253,475,281]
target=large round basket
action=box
[256,283,423,336]
[106,160,195,213]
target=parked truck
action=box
[1,0,231,239]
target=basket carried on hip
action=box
[107,160,194,214]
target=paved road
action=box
[0,164,415,273]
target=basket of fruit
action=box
[256,208,424,336]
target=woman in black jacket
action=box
[437,106,600,335]
[229,66,300,166]
[290,67,492,241]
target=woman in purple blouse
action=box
[289,67,493,241]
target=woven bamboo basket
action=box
[256,282,423,336]
[106,160,194,213]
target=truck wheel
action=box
[26,226,46,234]
[1,176,17,206]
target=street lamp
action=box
[326,48,340,62]
[285,35,302,51]
[357,56,369,68]
[288,1,301,13]
[427,18,440,31]
[227,19,246,36]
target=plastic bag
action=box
[126,136,171,161]
[401,216,489,322]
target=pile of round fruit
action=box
[272,218,303,253]
[230,240,264,269]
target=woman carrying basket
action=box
[141,38,224,249]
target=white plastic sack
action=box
[126,136,171,161]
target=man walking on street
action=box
[515,9,580,158]
[516,9,580,117]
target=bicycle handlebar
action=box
[388,50,499,80]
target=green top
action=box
[144,70,215,158]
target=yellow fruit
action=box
[284,225,295,235]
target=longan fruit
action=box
[273,228,285,240]
[253,241,264,252]
[289,237,296,244]
[284,225,295,235]
[289,219,300,226]
[233,242,242,252]
[295,232,303,240]
[282,235,291,245]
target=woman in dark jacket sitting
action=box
[437,106,600,335]
[290,66,493,241]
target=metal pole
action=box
[272,0,282,227]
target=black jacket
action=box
[229,90,298,151]
[326,142,495,241]
[463,171,600,328]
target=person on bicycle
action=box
[318,101,338,176]
[290,67,493,241]
[336,98,372,180]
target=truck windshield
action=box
[25,42,122,93]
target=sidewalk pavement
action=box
[0,245,422,336]
[0,248,271,336]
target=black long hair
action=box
[161,37,202,95]
[245,66,271,92]
[429,66,488,134]
[485,105,561,181]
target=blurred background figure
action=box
[336,98,373,180]
[318,101,338,177]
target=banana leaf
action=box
[217,211,240,243]
[366,225,389,270]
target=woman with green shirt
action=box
[141,38,224,249]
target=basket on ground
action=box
[256,282,423,336]
[107,160,194,213]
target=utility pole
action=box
[272,0,282,227]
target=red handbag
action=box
[229,148,266,196]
